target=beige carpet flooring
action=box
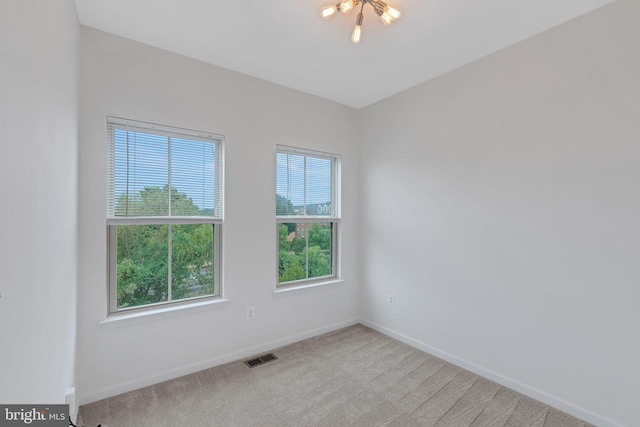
[78,324,595,427]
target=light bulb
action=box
[384,4,402,20]
[321,4,338,19]
[379,12,393,25]
[351,24,362,44]
[339,0,356,14]
[351,11,364,44]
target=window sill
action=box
[99,298,230,330]
[273,279,345,298]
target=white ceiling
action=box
[74,0,615,109]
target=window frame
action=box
[106,117,224,314]
[276,145,341,288]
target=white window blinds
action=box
[276,146,339,219]
[107,117,223,223]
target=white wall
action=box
[359,1,639,426]
[77,28,359,403]
[0,0,78,406]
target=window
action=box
[106,117,223,313]
[276,146,340,286]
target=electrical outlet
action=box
[246,307,256,319]
[387,293,395,306]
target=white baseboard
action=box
[65,387,78,424]
[358,318,624,427]
[78,317,624,427]
[79,318,358,405]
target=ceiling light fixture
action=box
[321,0,402,44]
